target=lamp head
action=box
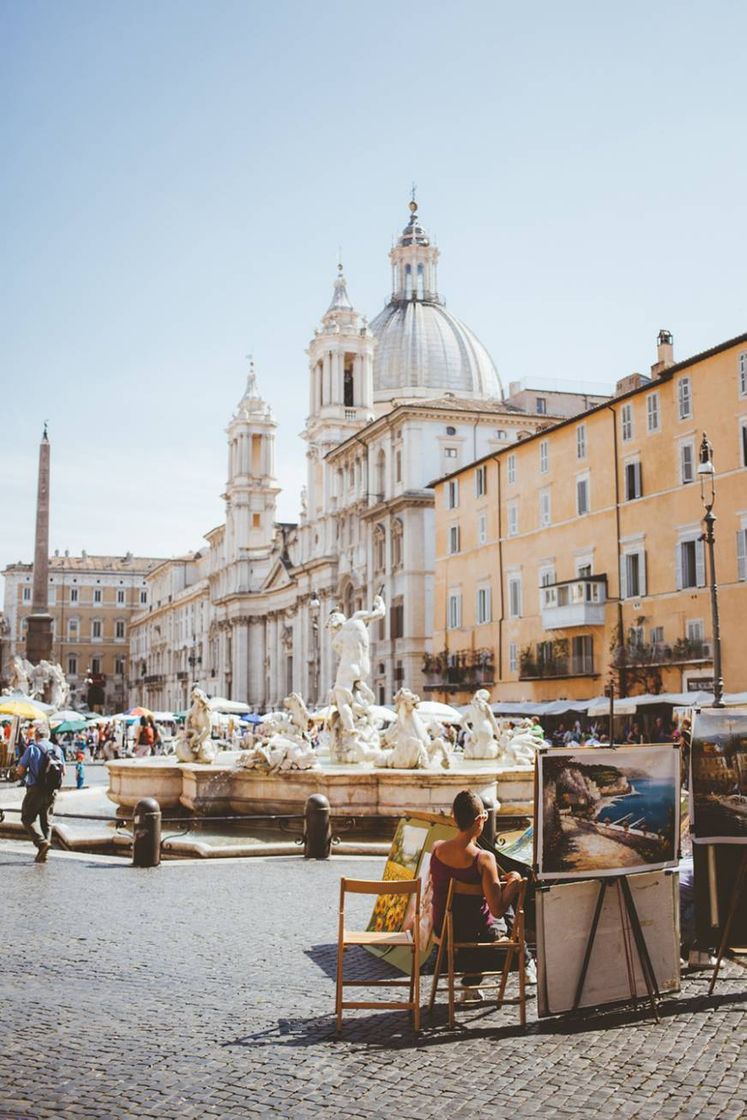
[697,433,715,477]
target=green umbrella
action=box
[53,719,90,733]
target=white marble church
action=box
[129,200,550,712]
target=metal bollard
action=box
[481,794,497,850]
[304,794,331,860]
[132,797,161,868]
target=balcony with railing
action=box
[541,575,607,631]
[423,649,495,693]
[613,637,712,668]
[519,640,596,680]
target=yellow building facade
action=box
[431,332,747,702]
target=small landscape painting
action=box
[690,709,747,844]
[536,745,680,880]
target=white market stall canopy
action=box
[492,691,747,720]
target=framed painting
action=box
[689,708,747,844]
[535,744,680,880]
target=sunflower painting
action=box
[367,819,430,936]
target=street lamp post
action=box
[697,433,725,708]
[309,592,320,706]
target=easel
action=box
[708,847,747,996]
[570,874,662,1022]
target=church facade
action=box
[128,201,556,712]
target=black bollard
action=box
[132,797,161,868]
[304,794,331,860]
[481,794,497,850]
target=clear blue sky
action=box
[1,0,745,575]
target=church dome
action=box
[370,201,503,401]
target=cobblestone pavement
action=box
[1,842,745,1120]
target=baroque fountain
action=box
[106,596,540,820]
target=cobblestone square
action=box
[1,843,745,1120]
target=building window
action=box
[91,656,101,675]
[22,587,31,602]
[737,525,747,581]
[508,641,518,674]
[447,479,459,509]
[447,592,462,630]
[507,575,522,619]
[395,449,402,482]
[115,620,125,640]
[621,549,647,598]
[740,352,747,397]
[115,657,125,675]
[373,524,386,571]
[740,419,747,468]
[94,588,102,604]
[70,587,78,603]
[576,424,587,459]
[475,464,487,497]
[391,519,403,569]
[476,585,492,625]
[576,474,590,516]
[444,447,458,459]
[448,524,461,555]
[140,590,147,604]
[390,599,404,639]
[507,502,518,537]
[621,404,633,442]
[650,626,664,645]
[677,536,705,589]
[539,440,549,474]
[68,618,79,641]
[678,377,692,420]
[625,460,642,500]
[539,488,551,527]
[507,454,516,484]
[446,425,456,436]
[478,513,487,546]
[92,619,102,640]
[67,656,77,676]
[536,397,547,415]
[647,392,660,433]
[495,429,506,440]
[572,634,594,674]
[680,439,695,484]
[117,589,125,604]
[686,619,705,644]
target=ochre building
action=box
[430,331,747,702]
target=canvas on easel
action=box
[536,870,680,1016]
[689,708,747,845]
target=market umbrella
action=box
[53,719,90,733]
[415,700,463,722]
[125,706,153,718]
[50,709,85,725]
[0,698,50,721]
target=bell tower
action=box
[224,359,279,558]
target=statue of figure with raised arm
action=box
[461,688,502,760]
[328,594,385,733]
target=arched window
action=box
[344,362,354,407]
[374,524,386,571]
[416,263,425,299]
[376,448,386,499]
[391,518,404,570]
[404,264,413,299]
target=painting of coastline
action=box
[690,709,747,844]
[536,745,680,880]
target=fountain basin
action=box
[106,754,534,818]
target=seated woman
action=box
[431,789,523,992]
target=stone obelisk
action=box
[25,423,54,665]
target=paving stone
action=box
[0,844,745,1120]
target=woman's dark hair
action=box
[140,716,148,726]
[452,789,484,831]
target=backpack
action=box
[38,744,64,793]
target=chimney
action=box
[651,329,674,377]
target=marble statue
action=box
[325,594,386,763]
[175,686,218,764]
[461,689,502,760]
[236,692,319,773]
[43,661,70,710]
[497,718,543,766]
[357,688,452,770]
[4,654,33,695]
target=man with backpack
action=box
[16,724,66,863]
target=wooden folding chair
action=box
[335,877,421,1033]
[428,877,528,1028]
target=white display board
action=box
[536,870,680,1017]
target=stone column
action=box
[232,618,249,703]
